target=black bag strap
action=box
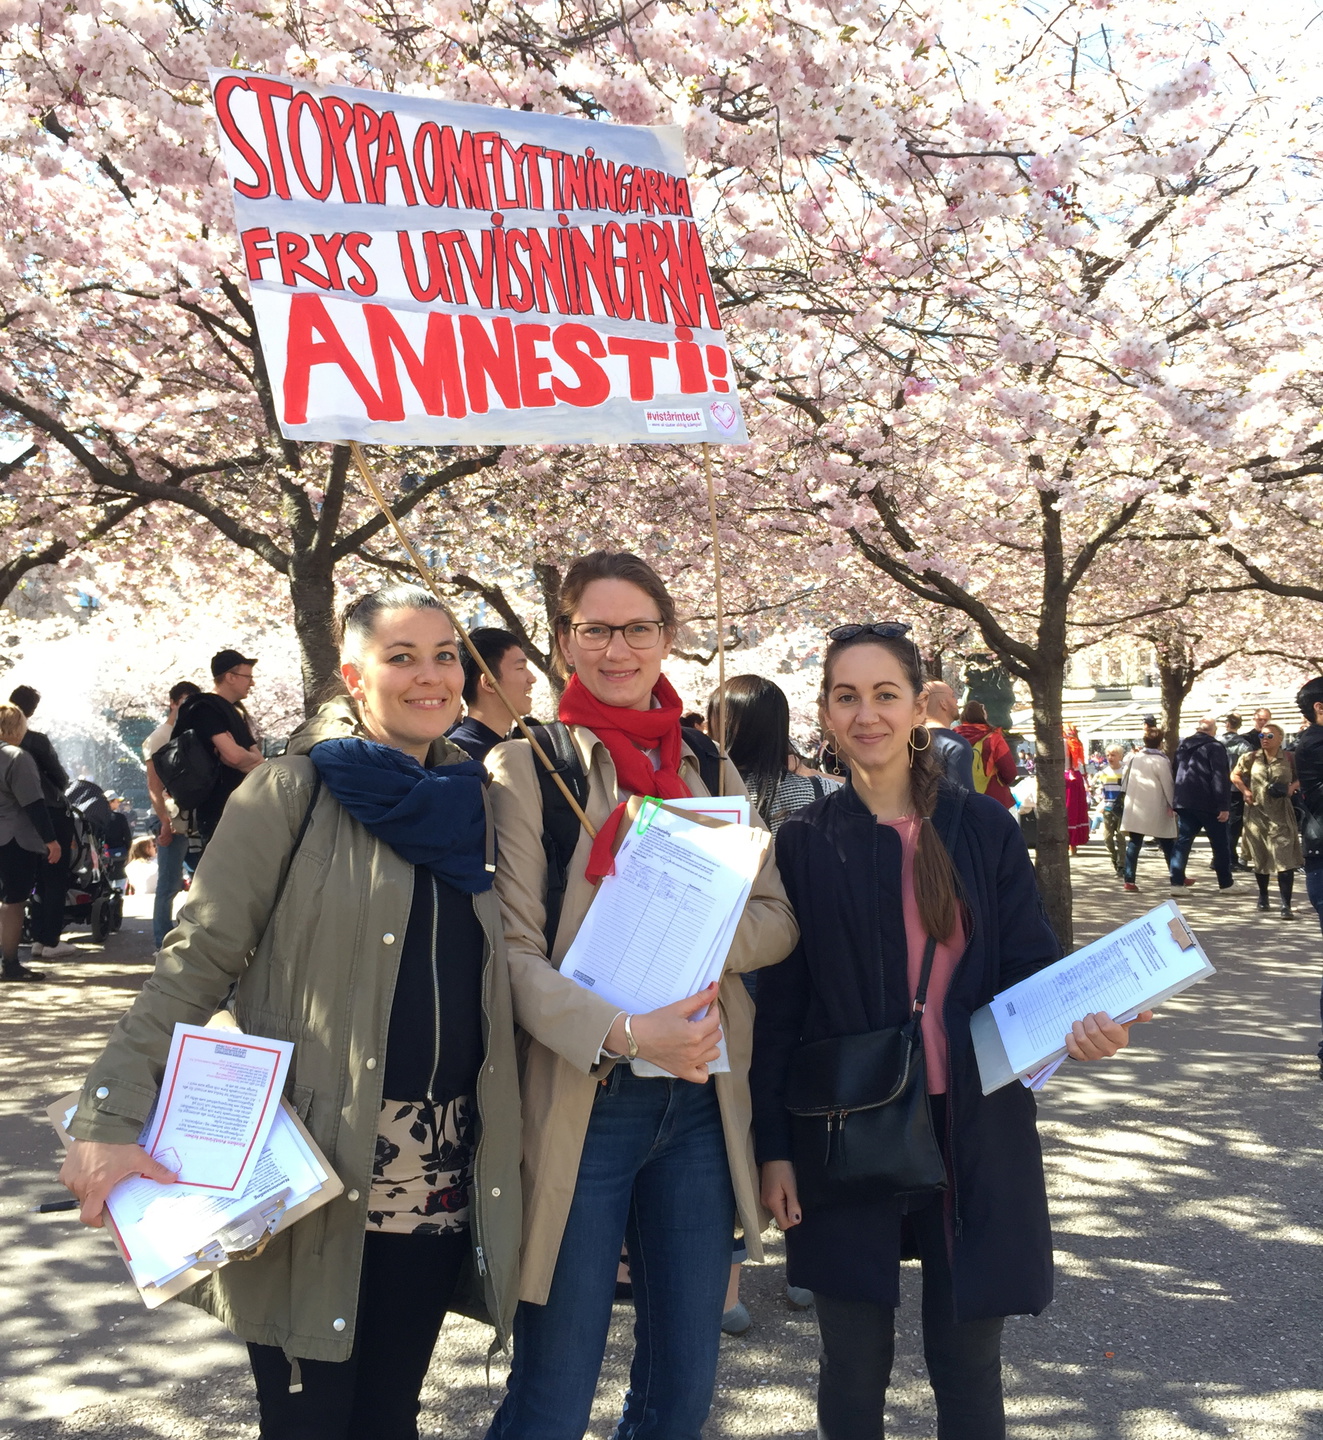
[220,772,321,1006]
[270,773,322,916]
[912,934,939,1016]
[526,722,589,954]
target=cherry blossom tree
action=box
[4,0,1322,940]
[0,442,146,606]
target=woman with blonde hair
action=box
[484,550,797,1440]
[59,583,521,1440]
[1233,722,1304,919]
[0,701,60,981]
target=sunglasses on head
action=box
[826,622,914,642]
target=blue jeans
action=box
[1170,809,1232,888]
[487,1067,736,1440]
[1123,834,1174,885]
[153,833,187,949]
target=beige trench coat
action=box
[1234,749,1304,873]
[486,727,798,1305]
[1120,748,1177,839]
[69,701,522,1361]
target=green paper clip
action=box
[635,797,662,834]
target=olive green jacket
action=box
[68,700,521,1361]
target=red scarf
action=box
[559,673,692,881]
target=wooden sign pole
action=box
[702,442,728,752]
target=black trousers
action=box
[33,806,74,947]
[248,1228,468,1440]
[814,1196,1005,1440]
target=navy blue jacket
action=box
[930,726,976,791]
[447,716,506,765]
[751,781,1061,1322]
[1173,731,1231,813]
[1295,724,1323,865]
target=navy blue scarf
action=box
[309,737,492,893]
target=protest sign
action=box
[208,71,749,446]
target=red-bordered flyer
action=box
[141,1024,293,1195]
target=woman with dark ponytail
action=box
[751,624,1148,1440]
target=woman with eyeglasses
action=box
[483,550,797,1440]
[752,623,1147,1440]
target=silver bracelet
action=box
[623,1014,640,1061]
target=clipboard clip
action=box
[1167,914,1196,951]
[191,1190,292,1266]
[635,797,662,835]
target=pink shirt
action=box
[883,816,966,1095]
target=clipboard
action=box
[971,897,1215,1095]
[48,1091,342,1309]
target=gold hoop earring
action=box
[909,725,932,753]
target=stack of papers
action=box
[971,899,1215,1094]
[52,1023,340,1306]
[560,797,767,1076]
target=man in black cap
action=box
[173,649,264,842]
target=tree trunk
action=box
[534,561,566,698]
[1157,660,1193,760]
[1028,661,1073,950]
[288,553,340,715]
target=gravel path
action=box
[3,848,1322,1438]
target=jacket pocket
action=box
[288,1084,314,1125]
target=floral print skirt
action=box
[367,1096,475,1236]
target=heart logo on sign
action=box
[709,402,738,433]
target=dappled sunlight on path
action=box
[3,847,1322,1436]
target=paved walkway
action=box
[2,848,1322,1438]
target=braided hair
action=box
[820,633,961,942]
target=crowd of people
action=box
[1080,707,1323,935]
[3,556,1315,1440]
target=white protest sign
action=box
[207,71,748,446]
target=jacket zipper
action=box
[427,875,441,1105]
[944,895,976,1241]
[471,897,499,1304]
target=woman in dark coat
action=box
[752,625,1148,1440]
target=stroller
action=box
[25,779,125,944]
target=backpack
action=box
[152,728,222,810]
[969,736,995,795]
[522,721,724,951]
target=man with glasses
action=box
[174,649,265,843]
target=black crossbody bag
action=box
[783,790,965,1207]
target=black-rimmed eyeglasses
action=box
[566,621,666,650]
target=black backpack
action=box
[152,728,222,810]
[522,721,723,950]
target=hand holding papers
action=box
[971,899,1214,1094]
[559,797,767,1077]
[52,1023,341,1308]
